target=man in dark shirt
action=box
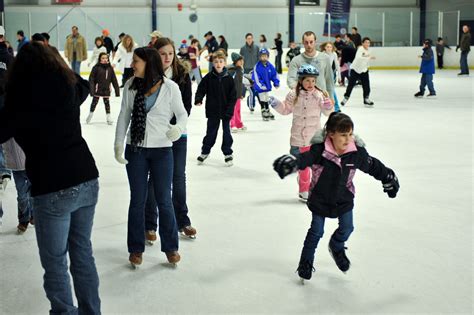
[351,27,362,47]
[201,31,219,72]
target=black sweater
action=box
[0,73,99,196]
[194,68,237,119]
[170,73,192,124]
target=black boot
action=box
[414,91,424,98]
[328,243,351,273]
[296,258,315,280]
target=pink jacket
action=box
[273,89,333,147]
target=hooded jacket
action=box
[89,63,120,97]
[227,64,244,98]
[194,68,237,119]
[252,60,280,94]
[296,130,392,218]
[419,46,435,74]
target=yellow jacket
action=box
[64,34,88,62]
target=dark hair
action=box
[437,37,443,41]
[118,32,126,38]
[352,27,358,32]
[218,35,226,42]
[41,32,50,41]
[97,52,109,63]
[191,39,199,45]
[335,34,341,39]
[72,26,78,31]
[32,33,46,42]
[260,34,267,42]
[153,37,189,84]
[130,47,164,92]
[94,37,104,47]
[302,31,316,41]
[7,41,77,89]
[17,30,25,37]
[276,33,282,40]
[245,33,253,39]
[324,112,354,134]
[362,37,371,43]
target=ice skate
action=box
[328,244,351,273]
[296,259,315,283]
[414,91,424,98]
[340,97,349,106]
[129,252,143,269]
[364,98,374,107]
[106,114,113,125]
[180,225,197,239]
[145,230,157,246]
[238,125,247,131]
[298,192,308,203]
[166,251,181,266]
[17,222,29,234]
[261,109,270,121]
[224,155,233,167]
[231,127,238,133]
[426,93,437,98]
[86,112,94,124]
[197,154,209,165]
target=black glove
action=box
[273,154,297,179]
[382,168,399,198]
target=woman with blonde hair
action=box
[112,34,138,87]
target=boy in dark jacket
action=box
[273,112,399,282]
[415,39,436,97]
[195,51,237,166]
[87,52,120,124]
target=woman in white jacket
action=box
[112,34,138,87]
[114,47,188,268]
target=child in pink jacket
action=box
[270,64,333,201]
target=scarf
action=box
[130,78,147,149]
[165,67,173,79]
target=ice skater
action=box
[270,64,333,201]
[273,112,399,282]
[86,52,120,124]
[414,39,436,98]
[228,52,247,132]
[252,48,280,121]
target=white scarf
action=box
[165,67,173,79]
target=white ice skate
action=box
[197,154,209,165]
[298,192,308,202]
[364,98,374,107]
[86,112,94,124]
[106,114,113,125]
[224,155,233,167]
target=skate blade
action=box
[197,161,204,165]
[17,229,26,235]
[300,278,305,285]
[145,240,154,246]
[180,232,196,239]
[225,162,233,167]
[364,104,374,108]
[298,198,308,203]
[129,262,140,270]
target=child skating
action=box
[273,112,399,282]
[252,48,280,121]
[414,39,436,98]
[270,64,333,201]
[87,52,120,125]
[228,52,247,132]
[195,51,237,166]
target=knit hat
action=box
[102,29,110,36]
[231,52,243,63]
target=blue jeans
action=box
[420,73,436,94]
[70,60,81,75]
[0,146,11,178]
[33,179,100,315]
[125,145,178,253]
[460,51,469,74]
[13,170,33,223]
[145,136,191,231]
[201,118,233,155]
[300,210,354,263]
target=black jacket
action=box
[0,73,99,196]
[103,36,114,54]
[273,39,283,53]
[352,33,362,47]
[0,43,14,96]
[460,32,471,52]
[195,68,237,119]
[297,131,392,218]
[227,65,244,98]
[89,63,120,97]
[170,73,192,125]
[219,41,228,53]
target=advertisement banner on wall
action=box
[323,0,351,37]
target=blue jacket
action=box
[419,47,435,74]
[17,37,29,52]
[252,61,280,94]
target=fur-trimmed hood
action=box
[310,129,366,147]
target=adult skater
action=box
[273,112,399,282]
[272,32,283,74]
[201,31,219,73]
[351,27,362,47]
[64,26,87,75]
[287,31,335,103]
[144,37,196,243]
[239,33,260,112]
[340,37,375,107]
[0,41,101,314]
[114,47,188,268]
[101,29,114,55]
[112,34,138,87]
[457,25,471,76]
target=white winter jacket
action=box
[114,77,188,148]
[87,46,107,67]
[112,42,138,72]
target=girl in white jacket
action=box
[112,34,138,87]
[114,47,188,268]
[87,37,107,67]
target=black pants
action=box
[122,67,134,86]
[90,97,110,113]
[275,51,283,74]
[437,55,444,69]
[201,117,233,156]
[344,70,370,99]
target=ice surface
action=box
[0,70,472,314]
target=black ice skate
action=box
[328,244,351,273]
[341,97,349,106]
[262,109,270,121]
[197,154,209,165]
[414,91,424,98]
[296,259,315,283]
[224,155,233,167]
[426,93,437,98]
[267,110,275,120]
[364,98,374,107]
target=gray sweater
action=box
[239,43,260,73]
[287,51,335,101]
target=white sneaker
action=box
[231,127,238,133]
[86,112,94,124]
[106,114,113,125]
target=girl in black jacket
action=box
[87,52,120,125]
[273,112,399,282]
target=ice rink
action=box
[0,70,472,314]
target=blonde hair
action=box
[122,35,135,53]
[319,41,334,52]
[213,50,227,61]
